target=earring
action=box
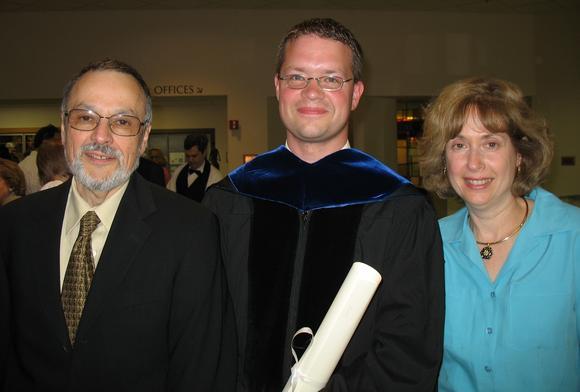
[443,166,447,175]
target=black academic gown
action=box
[203,146,445,392]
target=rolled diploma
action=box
[283,262,382,392]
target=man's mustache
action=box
[80,143,122,159]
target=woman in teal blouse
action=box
[419,76,579,391]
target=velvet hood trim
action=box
[229,146,409,212]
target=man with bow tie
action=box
[167,134,223,202]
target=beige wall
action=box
[151,96,227,170]
[0,9,577,195]
[534,13,580,197]
[352,97,398,169]
[0,101,61,129]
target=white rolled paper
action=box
[283,262,382,392]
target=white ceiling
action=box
[1,0,578,14]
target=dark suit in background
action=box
[137,156,165,187]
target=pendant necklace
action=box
[472,197,529,261]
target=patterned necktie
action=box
[62,210,100,346]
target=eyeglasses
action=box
[64,108,147,137]
[278,74,353,91]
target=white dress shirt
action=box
[18,150,41,194]
[166,160,224,192]
[59,179,128,289]
[284,140,351,153]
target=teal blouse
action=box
[438,188,580,391]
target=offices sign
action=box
[152,84,204,96]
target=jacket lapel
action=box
[31,181,73,347]
[76,175,155,337]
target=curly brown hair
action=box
[0,158,26,197]
[419,76,553,199]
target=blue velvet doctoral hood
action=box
[229,145,409,212]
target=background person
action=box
[136,154,166,187]
[0,157,25,206]
[419,76,579,391]
[208,147,221,170]
[18,124,60,194]
[146,147,171,184]
[36,138,71,190]
[0,144,18,162]
[4,142,21,162]
[167,134,223,202]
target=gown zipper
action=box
[281,209,312,381]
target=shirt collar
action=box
[190,160,206,172]
[64,178,129,235]
[284,140,351,152]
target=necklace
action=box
[472,197,529,261]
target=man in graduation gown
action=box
[203,18,444,391]
[167,134,223,202]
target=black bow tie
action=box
[188,168,202,176]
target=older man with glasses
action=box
[204,18,444,391]
[0,58,236,391]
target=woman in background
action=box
[419,76,579,391]
[36,139,71,190]
[0,158,26,206]
[146,148,171,185]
